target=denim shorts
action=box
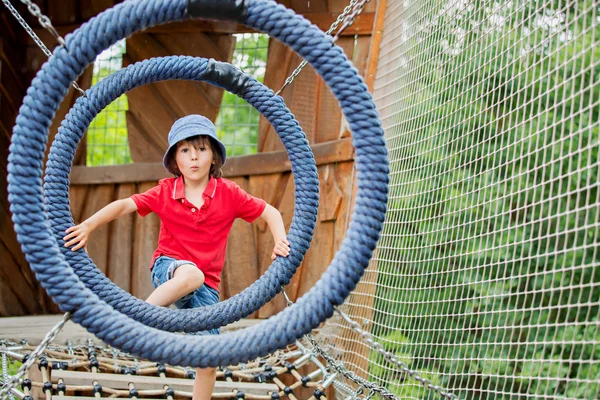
[151,256,220,335]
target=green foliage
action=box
[0,359,21,377]
[87,40,132,166]
[86,35,269,164]
[216,33,269,157]
[370,1,600,398]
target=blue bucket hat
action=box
[163,115,227,174]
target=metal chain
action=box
[281,289,459,399]
[1,0,86,96]
[276,0,371,95]
[334,309,459,399]
[0,312,71,400]
[1,342,15,400]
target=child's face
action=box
[174,138,214,182]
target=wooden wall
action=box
[0,0,379,319]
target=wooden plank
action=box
[259,39,295,152]
[152,32,234,109]
[291,0,328,13]
[364,0,387,92]
[51,370,279,395]
[327,0,377,13]
[69,138,355,184]
[0,273,27,316]
[221,177,259,313]
[0,315,261,344]
[107,184,136,291]
[121,13,375,35]
[331,161,355,255]
[0,315,104,345]
[271,174,302,304]
[45,65,93,166]
[308,12,375,35]
[47,0,77,25]
[131,182,160,299]
[69,185,90,223]
[261,51,319,151]
[80,185,115,274]
[0,40,24,114]
[294,165,341,298]
[126,110,165,164]
[287,60,320,145]
[0,208,48,315]
[250,173,291,318]
[80,0,115,21]
[315,36,356,143]
[126,86,174,161]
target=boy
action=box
[64,115,290,399]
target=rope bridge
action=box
[1,339,336,399]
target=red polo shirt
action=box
[130,176,266,290]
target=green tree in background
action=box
[370,1,599,398]
[216,33,269,157]
[87,40,131,166]
[87,35,268,165]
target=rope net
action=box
[321,0,600,398]
[1,339,333,399]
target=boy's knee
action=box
[174,264,205,291]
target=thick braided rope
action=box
[8,0,388,367]
[43,55,319,332]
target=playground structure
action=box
[1,0,599,399]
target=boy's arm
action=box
[259,204,290,260]
[63,198,138,251]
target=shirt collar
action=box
[172,175,218,200]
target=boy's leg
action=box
[146,264,204,307]
[193,368,217,400]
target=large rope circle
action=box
[44,56,319,332]
[8,0,389,367]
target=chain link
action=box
[0,312,71,400]
[1,0,86,96]
[334,309,459,399]
[276,0,371,95]
[1,342,15,400]
[281,288,459,399]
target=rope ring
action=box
[8,0,389,367]
[44,56,319,332]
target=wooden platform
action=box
[52,370,279,396]
[0,315,261,345]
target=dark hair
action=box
[166,135,223,178]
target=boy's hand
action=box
[63,222,92,252]
[271,238,291,260]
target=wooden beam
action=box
[364,0,388,91]
[30,12,375,46]
[69,138,355,185]
[51,370,280,395]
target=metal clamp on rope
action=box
[186,0,247,21]
[204,59,252,95]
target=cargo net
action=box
[0,339,342,400]
[325,0,600,399]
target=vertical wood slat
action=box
[221,177,259,313]
[131,182,160,300]
[107,184,137,291]
[81,185,115,275]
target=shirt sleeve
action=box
[234,184,267,223]
[130,184,162,217]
